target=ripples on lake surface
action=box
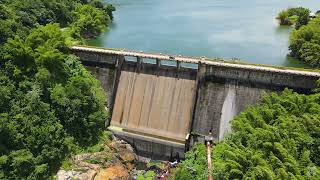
[87,0,319,67]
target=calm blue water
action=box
[87,0,319,67]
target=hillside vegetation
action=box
[0,0,115,45]
[0,0,114,179]
[290,17,320,68]
[277,7,320,68]
[174,89,320,179]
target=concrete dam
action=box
[72,46,320,159]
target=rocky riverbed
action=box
[55,134,175,180]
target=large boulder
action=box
[95,164,129,180]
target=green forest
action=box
[0,0,114,179]
[277,7,320,67]
[290,17,320,68]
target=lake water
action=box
[87,0,319,67]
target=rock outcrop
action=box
[56,135,136,180]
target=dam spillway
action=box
[72,46,320,159]
[111,62,197,144]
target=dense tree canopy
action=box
[70,4,110,38]
[0,0,114,178]
[0,23,107,179]
[277,7,320,67]
[289,17,320,67]
[174,89,320,179]
[0,0,115,45]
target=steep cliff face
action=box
[193,79,273,140]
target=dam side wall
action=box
[192,77,272,141]
[73,50,121,122]
[191,64,319,144]
[85,66,116,108]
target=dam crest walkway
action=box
[72,46,320,78]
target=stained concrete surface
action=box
[111,63,197,143]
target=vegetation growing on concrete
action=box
[174,89,320,179]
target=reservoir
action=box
[87,0,319,67]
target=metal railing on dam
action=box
[71,45,320,159]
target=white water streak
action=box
[219,84,237,140]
